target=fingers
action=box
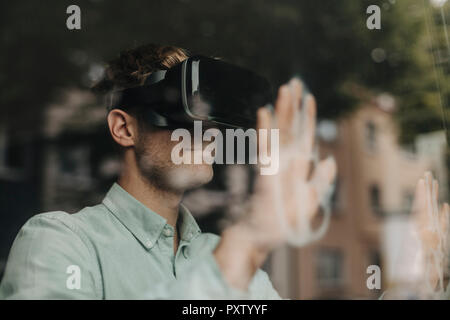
[289,78,303,113]
[432,178,440,230]
[256,107,272,134]
[433,179,439,203]
[423,171,441,229]
[299,94,317,156]
[424,171,434,212]
[442,203,450,228]
[440,203,450,241]
[412,178,427,217]
[274,78,311,147]
[256,107,273,166]
[288,78,303,137]
[421,171,436,221]
[291,95,316,180]
[275,85,294,144]
[312,157,337,190]
[309,156,337,214]
[412,172,449,248]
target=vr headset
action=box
[108,55,274,129]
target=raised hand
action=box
[384,172,449,299]
[235,78,337,250]
[412,172,449,297]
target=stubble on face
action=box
[134,128,213,194]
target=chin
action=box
[166,164,213,191]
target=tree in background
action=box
[1,0,448,141]
[1,0,449,281]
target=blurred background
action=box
[0,0,449,299]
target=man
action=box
[0,43,336,299]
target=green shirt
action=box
[0,183,280,299]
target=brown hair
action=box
[92,43,191,153]
[92,43,190,94]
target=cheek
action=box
[156,140,177,159]
[143,131,178,162]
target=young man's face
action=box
[134,126,214,193]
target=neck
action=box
[117,160,183,228]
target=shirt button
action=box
[145,239,153,248]
[163,228,173,237]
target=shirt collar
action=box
[102,182,201,250]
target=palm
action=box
[386,172,450,299]
[411,172,449,296]
[240,78,336,249]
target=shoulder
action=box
[191,231,221,253]
[12,210,95,258]
[198,232,221,244]
[21,205,104,241]
[1,210,104,299]
[19,210,81,240]
[11,204,113,263]
[29,203,114,236]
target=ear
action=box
[107,109,139,148]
